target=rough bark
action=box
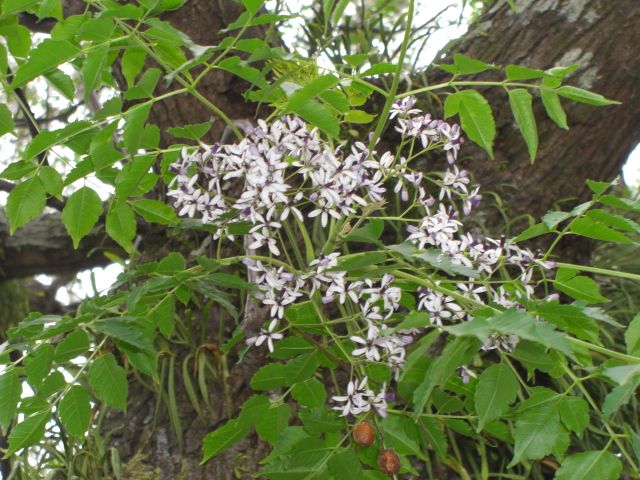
[439,0,640,238]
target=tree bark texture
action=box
[441,0,640,230]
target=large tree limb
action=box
[0,211,116,280]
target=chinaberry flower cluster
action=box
[167,97,555,419]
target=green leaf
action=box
[44,69,75,100]
[625,313,640,355]
[514,222,550,242]
[569,217,630,243]
[201,419,250,463]
[344,219,383,244]
[123,104,151,155]
[541,90,568,129]
[242,0,264,15]
[555,450,622,480]
[1,160,37,180]
[92,318,154,353]
[475,364,517,432]
[2,0,38,15]
[412,337,480,416]
[0,370,22,433]
[37,0,62,20]
[256,403,291,443]
[106,203,136,252]
[440,54,495,75]
[38,166,63,198]
[0,103,15,136]
[328,449,363,480]
[285,353,319,384]
[558,396,589,437]
[131,199,179,224]
[11,40,80,88]
[380,414,425,459]
[6,177,46,234]
[554,275,608,304]
[509,402,562,466]
[58,386,91,437]
[344,110,376,124]
[602,376,640,418]
[250,363,288,390]
[238,395,270,428]
[445,90,495,158]
[82,44,109,101]
[5,411,50,457]
[167,121,212,140]
[505,65,544,80]
[55,329,90,362]
[413,250,479,278]
[291,378,326,408]
[555,86,620,106]
[147,295,175,336]
[391,311,429,333]
[88,354,128,411]
[508,89,538,162]
[25,344,54,389]
[291,100,339,137]
[121,46,146,87]
[62,187,103,249]
[286,75,340,112]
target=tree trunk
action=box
[440,0,640,255]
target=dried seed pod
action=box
[352,422,376,446]
[378,449,401,476]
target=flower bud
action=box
[378,449,401,475]
[352,422,376,447]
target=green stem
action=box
[556,262,640,282]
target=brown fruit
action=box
[352,422,376,447]
[378,449,401,476]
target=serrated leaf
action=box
[250,363,288,390]
[25,344,54,389]
[475,364,517,432]
[256,403,291,444]
[558,396,589,437]
[626,313,640,355]
[55,329,90,362]
[62,187,103,249]
[58,386,91,437]
[167,121,212,140]
[291,379,326,408]
[0,103,15,136]
[569,217,630,243]
[6,177,46,234]
[12,40,80,88]
[38,166,63,198]
[555,86,619,106]
[44,69,75,100]
[121,47,146,87]
[286,75,339,111]
[508,89,538,162]
[0,370,22,433]
[88,354,128,411]
[5,411,50,457]
[555,450,622,480]
[445,90,495,158]
[328,449,363,480]
[131,199,178,224]
[541,90,568,129]
[201,419,250,463]
[92,318,154,353]
[509,403,562,466]
[82,44,109,101]
[106,203,136,252]
[554,275,608,304]
[506,65,544,80]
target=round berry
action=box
[378,449,401,475]
[352,421,376,447]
